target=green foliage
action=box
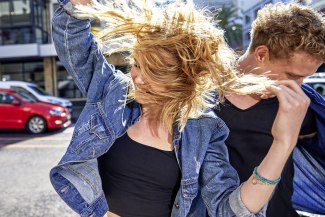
[212,6,243,49]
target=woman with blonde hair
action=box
[50,0,310,216]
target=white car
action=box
[306,72,325,79]
[303,77,325,96]
[0,81,73,112]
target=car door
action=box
[0,92,24,129]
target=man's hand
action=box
[71,0,91,5]
[268,80,310,151]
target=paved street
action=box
[1,126,324,217]
[0,126,78,217]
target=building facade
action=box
[193,0,233,9]
[0,0,75,98]
[242,0,290,49]
[0,0,127,99]
[242,0,325,50]
[1,0,323,98]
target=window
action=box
[15,90,36,102]
[254,9,259,19]
[28,85,50,96]
[245,15,250,24]
[245,32,250,41]
[0,0,49,45]
[0,27,33,44]
[0,92,16,104]
[0,61,44,82]
[0,0,32,27]
[0,1,11,27]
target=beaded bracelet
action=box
[252,167,281,185]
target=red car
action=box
[0,88,71,134]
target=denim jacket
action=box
[50,1,268,217]
[292,84,325,214]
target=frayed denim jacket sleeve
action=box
[53,1,118,101]
[200,120,267,217]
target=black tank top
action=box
[215,97,316,217]
[98,133,181,217]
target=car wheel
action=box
[26,116,47,134]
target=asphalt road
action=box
[1,125,323,217]
[0,126,78,217]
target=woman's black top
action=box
[98,133,181,217]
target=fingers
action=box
[268,80,310,149]
[259,93,276,99]
[275,80,306,96]
[266,80,310,109]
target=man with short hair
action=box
[215,3,325,216]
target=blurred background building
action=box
[0,0,81,98]
[242,0,325,49]
[0,0,324,100]
[0,0,127,99]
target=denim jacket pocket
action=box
[72,113,113,153]
[181,177,199,199]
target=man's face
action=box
[261,51,323,85]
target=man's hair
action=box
[74,0,273,132]
[249,3,325,61]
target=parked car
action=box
[0,88,71,133]
[306,72,325,79]
[303,78,325,96]
[0,81,73,112]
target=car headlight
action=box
[49,109,65,116]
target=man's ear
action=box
[254,45,270,63]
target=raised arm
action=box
[53,0,115,98]
[202,80,310,216]
[238,80,310,212]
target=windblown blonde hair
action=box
[74,0,273,132]
[249,2,325,61]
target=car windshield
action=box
[28,85,50,96]
[16,91,37,102]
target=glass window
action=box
[0,92,5,104]
[28,85,50,96]
[0,0,32,27]
[10,86,36,101]
[0,1,10,27]
[245,32,250,41]
[12,0,31,26]
[245,15,250,24]
[0,61,44,82]
[0,0,50,45]
[254,9,259,19]
[0,92,16,104]
[0,62,23,80]
[15,90,37,102]
[35,28,42,43]
[0,27,33,45]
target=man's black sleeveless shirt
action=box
[215,97,315,217]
